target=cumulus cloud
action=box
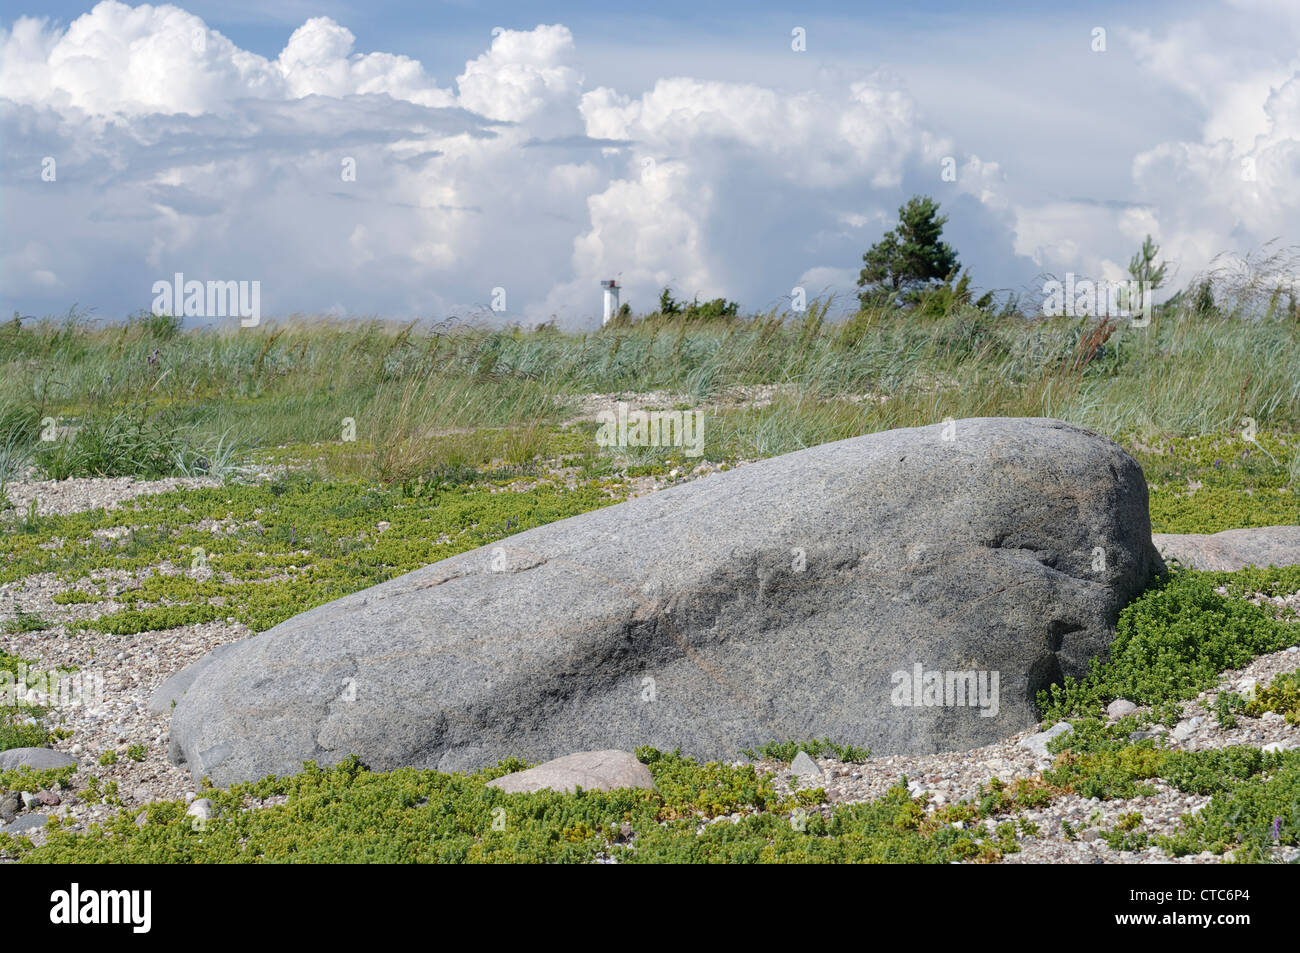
[1004,1,1300,300]
[456,24,582,134]
[25,1,1273,326]
[544,73,963,319]
[0,1,983,326]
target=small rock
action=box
[20,792,39,810]
[134,811,149,828]
[37,791,60,807]
[0,792,20,821]
[1107,699,1138,719]
[0,813,48,835]
[1170,720,1197,742]
[0,748,77,772]
[487,750,655,795]
[1021,721,1072,758]
[791,750,824,786]
[186,798,216,822]
[1237,677,1258,701]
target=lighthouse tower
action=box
[601,280,620,326]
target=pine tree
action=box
[857,196,960,308]
[1125,234,1168,317]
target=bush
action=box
[1038,569,1298,720]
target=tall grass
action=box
[2,271,1297,482]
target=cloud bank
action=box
[1,1,1297,326]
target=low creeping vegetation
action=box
[0,650,51,752]
[1039,567,1300,724]
[1026,565,1300,860]
[4,751,1023,864]
[741,739,871,764]
[0,469,625,636]
[1245,669,1300,725]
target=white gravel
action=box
[4,472,221,518]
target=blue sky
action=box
[0,0,1293,326]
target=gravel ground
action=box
[558,385,890,428]
[3,471,222,517]
[753,641,1300,865]
[2,469,1298,863]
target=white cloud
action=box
[455,24,582,134]
[1,2,974,326]
[11,1,1291,327]
[1001,3,1300,300]
[277,16,452,107]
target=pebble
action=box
[1020,721,1072,758]
[1107,699,1138,719]
[186,798,215,822]
[790,750,824,785]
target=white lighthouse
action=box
[601,279,620,326]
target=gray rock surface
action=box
[149,642,240,713]
[169,417,1161,786]
[0,748,77,772]
[0,813,48,835]
[486,750,654,794]
[1152,526,1300,571]
[1021,721,1074,759]
[1106,699,1138,720]
[790,750,824,785]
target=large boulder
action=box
[169,417,1162,786]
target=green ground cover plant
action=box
[0,650,51,752]
[6,751,1021,864]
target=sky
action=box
[0,0,1297,328]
